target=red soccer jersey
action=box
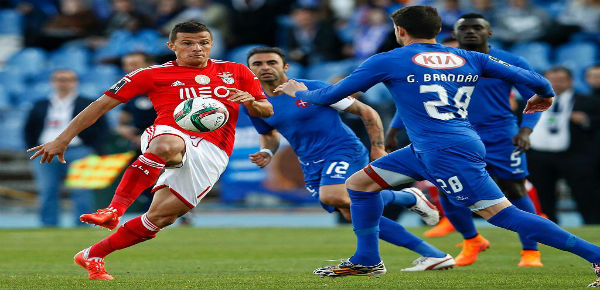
[104,59,266,156]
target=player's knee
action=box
[146,212,178,228]
[147,142,184,163]
[320,194,350,207]
[345,171,380,192]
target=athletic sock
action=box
[109,153,165,216]
[379,217,446,258]
[510,196,539,250]
[380,189,417,207]
[347,189,383,266]
[488,206,600,263]
[439,194,478,239]
[88,214,160,258]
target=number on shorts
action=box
[436,176,464,194]
[421,85,474,120]
[325,161,350,175]
[510,151,522,167]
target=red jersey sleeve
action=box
[237,64,266,100]
[104,68,153,103]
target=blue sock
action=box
[380,189,417,207]
[348,189,383,266]
[510,196,539,250]
[379,217,446,258]
[439,194,478,239]
[488,206,600,263]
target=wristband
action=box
[259,148,273,157]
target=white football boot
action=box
[404,187,440,226]
[401,254,455,271]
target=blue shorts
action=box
[366,141,506,211]
[478,126,529,180]
[301,146,369,213]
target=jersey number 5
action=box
[421,85,474,120]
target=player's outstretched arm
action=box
[276,56,387,105]
[249,130,280,168]
[27,95,121,163]
[344,100,386,160]
[228,88,274,117]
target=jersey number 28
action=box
[421,85,474,120]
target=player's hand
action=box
[512,127,532,154]
[273,80,308,98]
[523,95,553,114]
[249,152,272,168]
[370,147,387,161]
[27,139,69,164]
[227,88,255,105]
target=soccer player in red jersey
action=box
[27,20,273,280]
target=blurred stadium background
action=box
[0,0,598,228]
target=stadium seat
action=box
[286,61,304,79]
[0,85,10,111]
[48,46,91,76]
[0,70,26,105]
[81,65,121,88]
[510,42,552,72]
[5,47,48,78]
[555,42,597,72]
[0,9,22,35]
[79,82,106,99]
[226,44,265,64]
[0,106,27,150]
[305,59,359,82]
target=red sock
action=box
[109,152,165,216]
[89,214,160,258]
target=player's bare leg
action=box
[319,184,352,220]
[81,135,185,229]
[75,187,191,279]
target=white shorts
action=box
[141,125,229,208]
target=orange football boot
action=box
[73,248,114,280]
[518,250,543,267]
[455,234,490,266]
[80,207,120,230]
[424,216,456,238]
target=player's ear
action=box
[283,63,289,72]
[167,41,176,52]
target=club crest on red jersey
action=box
[218,72,234,84]
[195,75,210,85]
[412,52,465,69]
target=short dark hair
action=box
[458,13,487,21]
[124,52,155,64]
[169,20,211,43]
[247,47,287,65]
[391,6,441,39]
[545,66,573,78]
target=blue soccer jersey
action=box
[389,47,541,180]
[296,43,553,153]
[295,43,554,208]
[243,79,369,211]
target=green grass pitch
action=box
[1,226,599,289]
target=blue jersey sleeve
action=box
[479,54,555,99]
[241,106,275,134]
[390,111,405,130]
[296,55,389,105]
[511,57,542,129]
